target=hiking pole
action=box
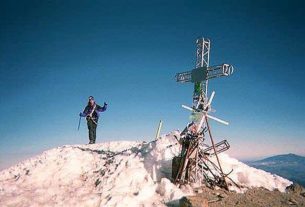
[77,116,82,131]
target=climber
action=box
[79,96,107,144]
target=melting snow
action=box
[0,131,292,206]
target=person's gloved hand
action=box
[79,112,83,117]
[104,102,108,106]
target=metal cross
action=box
[175,38,234,109]
[173,37,236,190]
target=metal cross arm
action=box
[207,64,234,80]
[175,63,234,83]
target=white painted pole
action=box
[207,91,215,106]
[155,120,163,140]
[206,114,229,125]
[182,105,194,111]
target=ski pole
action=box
[77,116,82,131]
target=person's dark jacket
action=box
[80,103,107,122]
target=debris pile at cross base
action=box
[0,131,292,207]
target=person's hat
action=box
[88,96,94,100]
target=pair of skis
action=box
[182,91,229,126]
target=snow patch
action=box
[215,153,292,192]
[0,132,292,206]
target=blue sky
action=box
[0,0,304,169]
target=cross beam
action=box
[175,63,234,83]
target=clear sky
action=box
[0,0,304,169]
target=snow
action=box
[214,154,292,192]
[0,131,292,206]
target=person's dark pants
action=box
[87,119,97,144]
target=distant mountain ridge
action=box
[247,153,305,187]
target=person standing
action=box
[79,96,107,144]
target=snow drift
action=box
[0,131,292,207]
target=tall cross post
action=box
[174,37,235,189]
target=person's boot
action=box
[89,140,93,144]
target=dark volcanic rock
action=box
[286,183,305,195]
[179,196,208,207]
[179,186,305,207]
